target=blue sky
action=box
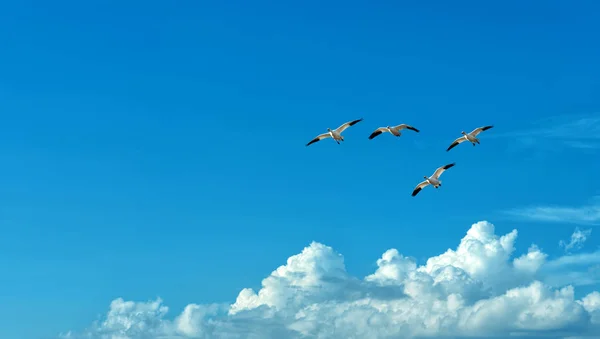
[0,1,599,338]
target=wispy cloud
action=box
[541,250,600,287]
[504,198,600,225]
[492,113,600,150]
[560,228,592,252]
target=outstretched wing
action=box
[394,124,420,133]
[432,163,456,179]
[446,136,467,152]
[334,118,363,134]
[368,127,387,139]
[470,125,493,136]
[412,180,430,197]
[306,132,331,146]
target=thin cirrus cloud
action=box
[504,199,600,226]
[60,221,600,339]
[491,113,600,150]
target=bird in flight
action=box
[306,118,363,146]
[446,125,494,151]
[412,163,456,197]
[368,124,420,140]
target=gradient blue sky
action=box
[0,1,599,338]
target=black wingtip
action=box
[368,131,381,139]
[444,163,456,169]
[411,188,421,197]
[350,118,364,126]
[306,138,319,147]
[482,125,494,131]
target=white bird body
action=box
[306,118,363,146]
[328,128,342,140]
[447,125,494,151]
[465,133,478,143]
[368,124,419,140]
[426,176,441,186]
[412,163,455,197]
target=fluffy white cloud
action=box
[61,221,600,339]
[560,228,593,252]
[580,291,600,325]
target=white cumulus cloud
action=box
[60,221,600,339]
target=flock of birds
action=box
[305,118,494,197]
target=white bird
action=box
[412,163,455,197]
[306,118,363,146]
[446,125,494,151]
[368,124,420,140]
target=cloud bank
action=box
[61,221,600,339]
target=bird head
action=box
[461,131,466,135]
[327,128,332,132]
[423,176,428,179]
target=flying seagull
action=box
[446,125,494,151]
[368,124,420,140]
[412,163,456,197]
[306,118,363,146]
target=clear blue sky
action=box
[0,1,599,338]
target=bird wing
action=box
[470,125,493,136]
[394,124,420,133]
[306,132,331,146]
[446,136,467,151]
[334,118,363,134]
[412,180,430,197]
[432,163,456,179]
[368,127,387,139]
